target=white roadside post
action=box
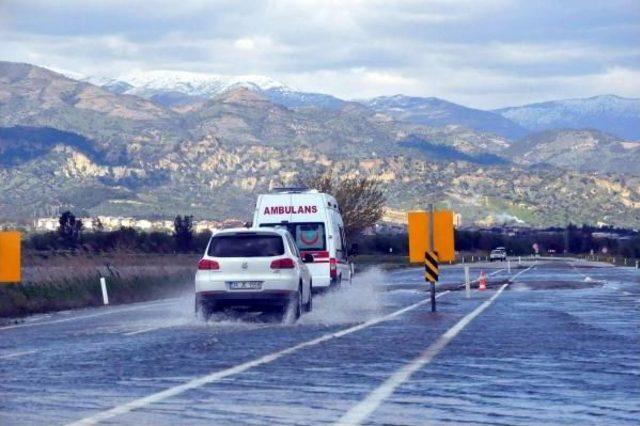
[464,265,470,298]
[100,277,109,305]
[518,256,521,265]
[636,260,639,270]
[507,258,511,274]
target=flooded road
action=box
[1,259,638,425]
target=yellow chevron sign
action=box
[424,250,439,283]
[0,231,21,283]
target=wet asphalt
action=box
[0,259,638,425]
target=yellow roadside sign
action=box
[408,210,455,263]
[0,231,21,283]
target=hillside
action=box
[364,95,528,139]
[0,62,186,164]
[1,61,640,228]
[507,129,640,175]
[495,95,640,140]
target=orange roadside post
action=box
[0,231,22,283]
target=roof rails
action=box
[271,186,317,193]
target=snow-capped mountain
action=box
[91,70,289,97]
[80,69,639,140]
[364,95,528,139]
[494,95,640,140]
[261,87,346,110]
[86,70,350,110]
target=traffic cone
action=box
[478,270,487,291]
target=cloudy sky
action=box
[1,0,639,108]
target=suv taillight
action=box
[198,259,219,270]
[271,258,295,269]
[329,258,337,278]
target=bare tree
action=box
[303,171,386,237]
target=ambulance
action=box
[252,188,354,292]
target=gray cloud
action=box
[1,0,639,108]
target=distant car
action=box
[489,247,507,262]
[195,228,313,322]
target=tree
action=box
[173,215,194,252]
[58,211,83,249]
[91,217,104,232]
[111,226,138,251]
[302,171,386,238]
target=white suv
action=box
[195,228,313,322]
[489,247,507,262]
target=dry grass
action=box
[1,251,200,319]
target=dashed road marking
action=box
[336,283,512,426]
[0,349,38,360]
[510,264,536,281]
[66,291,451,426]
[336,264,535,426]
[453,268,506,290]
[569,262,592,281]
[123,326,167,336]
[0,298,180,331]
[475,267,506,281]
[394,268,509,290]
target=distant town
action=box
[0,207,454,235]
[0,212,627,238]
[30,216,244,234]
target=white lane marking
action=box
[510,264,536,281]
[569,262,591,280]
[391,268,507,290]
[454,268,506,289]
[337,264,535,426]
[123,326,167,336]
[0,349,39,359]
[66,291,451,426]
[478,268,506,282]
[0,298,180,331]
[336,284,512,426]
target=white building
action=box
[34,217,59,232]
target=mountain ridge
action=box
[2,61,640,228]
[81,66,640,140]
[363,94,528,139]
[495,94,640,140]
[507,128,640,174]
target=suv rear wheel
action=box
[282,285,302,324]
[195,299,216,321]
[304,281,313,312]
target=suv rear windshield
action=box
[208,234,284,257]
[259,223,326,251]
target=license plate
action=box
[228,281,262,290]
